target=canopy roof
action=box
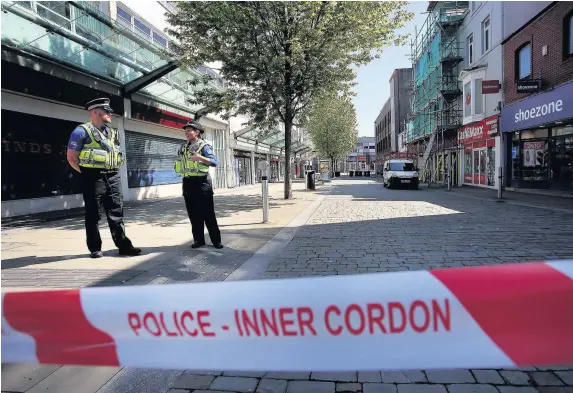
[1,1,224,109]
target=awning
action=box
[1,1,224,108]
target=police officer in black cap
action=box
[67,98,141,258]
[175,120,223,249]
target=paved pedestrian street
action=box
[2,179,573,393]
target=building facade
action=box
[346,137,376,174]
[389,68,414,154]
[375,68,413,172]
[375,98,392,168]
[406,1,469,185]
[500,1,573,192]
[1,1,312,217]
[456,0,504,189]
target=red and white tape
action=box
[2,261,573,371]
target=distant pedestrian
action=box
[66,98,141,258]
[175,120,223,249]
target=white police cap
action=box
[85,98,113,112]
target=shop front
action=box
[459,115,500,188]
[270,156,282,182]
[233,150,253,187]
[500,81,573,191]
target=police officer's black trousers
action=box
[81,169,134,253]
[183,176,221,245]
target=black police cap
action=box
[86,98,113,112]
[182,120,204,134]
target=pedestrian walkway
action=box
[2,178,572,393]
[435,185,573,213]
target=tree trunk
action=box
[284,116,293,199]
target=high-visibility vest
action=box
[78,123,124,170]
[175,140,210,177]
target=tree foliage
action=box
[306,94,358,166]
[166,1,413,198]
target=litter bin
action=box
[335,171,340,177]
[306,170,316,190]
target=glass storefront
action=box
[509,125,573,190]
[233,151,253,187]
[464,141,496,186]
[459,115,499,188]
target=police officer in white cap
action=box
[175,120,223,249]
[67,98,141,258]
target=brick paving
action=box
[3,178,573,393]
[170,179,573,393]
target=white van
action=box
[382,159,419,190]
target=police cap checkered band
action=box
[86,98,113,112]
[182,120,204,133]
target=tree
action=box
[166,2,413,199]
[305,94,358,176]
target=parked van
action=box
[382,159,419,190]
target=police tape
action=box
[1,261,573,371]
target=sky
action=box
[352,1,429,137]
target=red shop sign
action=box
[457,115,499,144]
[523,141,544,150]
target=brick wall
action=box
[503,2,573,105]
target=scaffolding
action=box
[406,1,468,184]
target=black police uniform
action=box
[180,121,222,249]
[71,98,141,258]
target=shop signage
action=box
[457,115,499,144]
[516,79,541,94]
[500,81,573,133]
[482,80,500,94]
[357,156,367,162]
[523,141,545,167]
[132,101,193,129]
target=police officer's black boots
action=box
[191,241,206,249]
[118,247,142,256]
[213,242,223,249]
[91,251,104,258]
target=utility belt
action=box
[79,148,124,170]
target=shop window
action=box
[565,11,573,58]
[467,34,474,65]
[553,125,573,136]
[486,147,495,186]
[463,82,472,117]
[521,129,548,139]
[465,150,473,181]
[482,16,490,54]
[474,78,483,115]
[517,43,532,80]
[153,32,168,48]
[117,7,132,23]
[511,138,521,183]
